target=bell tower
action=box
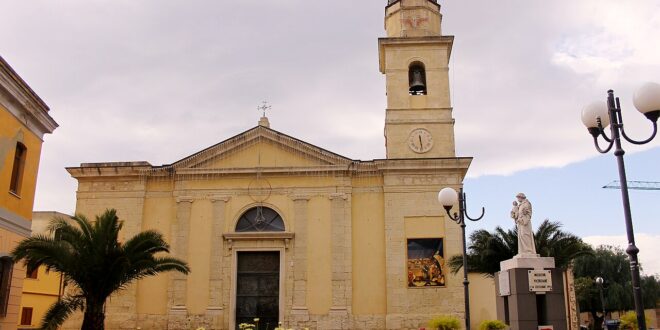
[379,0,456,158]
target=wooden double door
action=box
[235,251,280,330]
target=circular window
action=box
[235,206,285,232]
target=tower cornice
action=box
[378,36,454,73]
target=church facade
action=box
[65,1,473,329]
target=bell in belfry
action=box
[409,69,426,95]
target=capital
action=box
[329,193,348,201]
[290,194,311,202]
[176,196,194,204]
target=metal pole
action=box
[608,90,647,330]
[598,285,606,320]
[459,189,471,330]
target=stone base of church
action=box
[70,312,448,330]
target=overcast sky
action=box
[2,1,659,273]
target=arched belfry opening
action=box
[408,61,427,95]
[235,206,285,232]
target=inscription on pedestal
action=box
[528,270,552,293]
[498,271,510,296]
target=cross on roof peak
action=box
[257,101,271,117]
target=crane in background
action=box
[603,181,660,190]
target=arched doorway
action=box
[234,206,284,330]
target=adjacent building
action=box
[17,211,68,329]
[63,1,493,329]
[0,56,58,327]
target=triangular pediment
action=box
[170,126,353,170]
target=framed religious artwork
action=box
[407,238,446,288]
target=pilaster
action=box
[383,193,407,318]
[171,196,193,311]
[208,196,230,324]
[291,195,311,317]
[329,193,352,315]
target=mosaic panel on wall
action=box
[407,238,446,288]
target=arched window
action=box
[408,62,427,95]
[235,206,285,232]
[9,142,27,195]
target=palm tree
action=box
[448,219,591,276]
[11,209,190,330]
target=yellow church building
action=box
[0,56,58,328]
[64,1,490,329]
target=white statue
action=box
[510,193,537,257]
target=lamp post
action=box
[581,82,660,330]
[438,187,485,330]
[596,277,606,328]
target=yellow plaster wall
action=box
[404,216,445,238]
[351,191,386,315]
[468,273,497,329]
[306,197,332,315]
[136,196,174,315]
[186,200,212,314]
[20,266,62,328]
[0,108,43,219]
[21,267,61,297]
[18,293,58,328]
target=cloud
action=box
[583,234,660,276]
[1,1,659,212]
[442,0,660,177]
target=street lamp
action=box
[438,187,485,330]
[595,277,606,327]
[581,82,660,330]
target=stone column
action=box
[208,196,230,313]
[329,193,352,314]
[291,195,310,316]
[171,196,193,311]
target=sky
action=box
[1,1,659,273]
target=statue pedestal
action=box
[495,256,567,330]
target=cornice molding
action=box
[0,57,57,139]
[209,195,231,203]
[0,207,31,238]
[378,35,454,73]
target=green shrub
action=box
[619,311,650,330]
[479,320,507,330]
[428,315,461,330]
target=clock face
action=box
[408,129,433,153]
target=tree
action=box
[573,245,659,330]
[448,219,592,276]
[11,209,190,330]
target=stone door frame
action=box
[229,246,286,330]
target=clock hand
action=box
[418,135,423,149]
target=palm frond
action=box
[122,230,170,256]
[40,295,85,330]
